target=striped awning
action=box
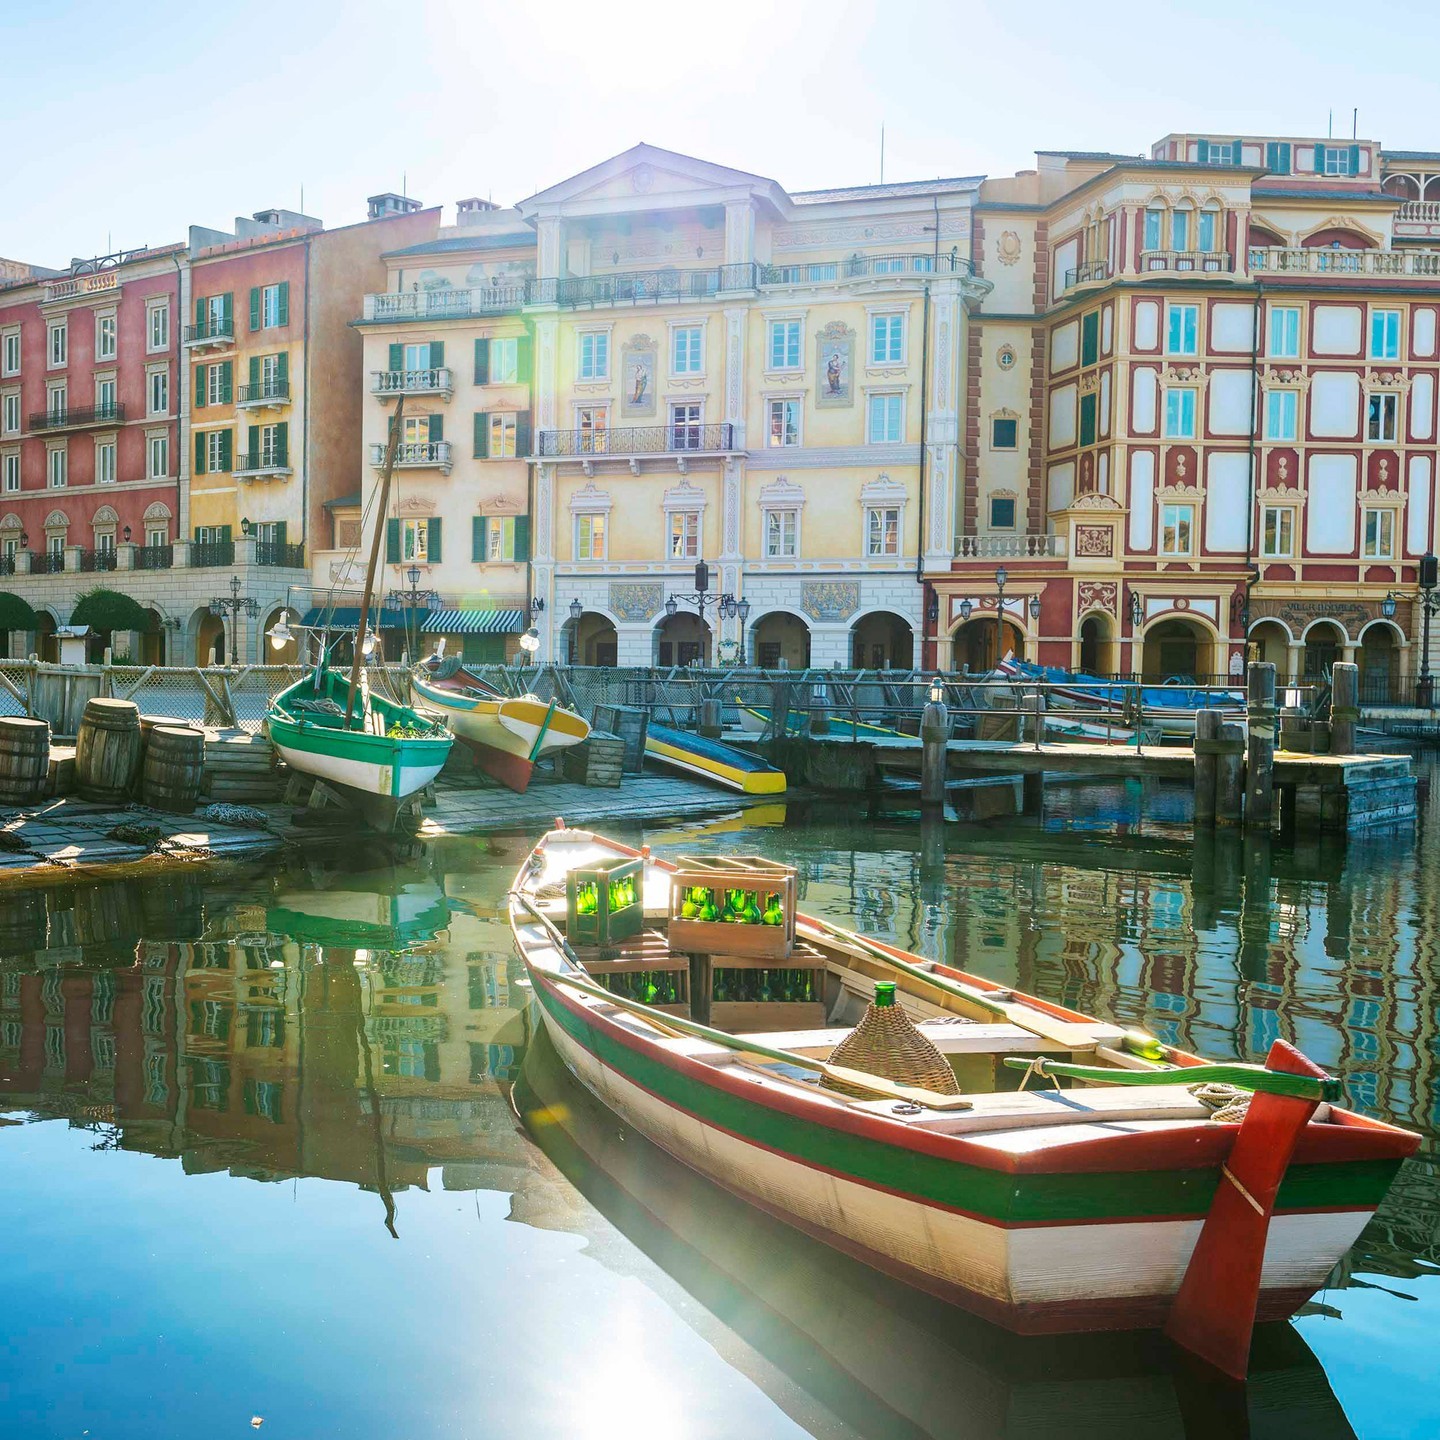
[420,608,525,636]
[300,606,420,629]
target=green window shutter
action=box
[388,342,403,372]
[249,288,261,330]
[472,515,488,562]
[386,518,400,563]
[463,635,506,665]
[1349,144,1362,177]
[247,425,259,466]
[220,525,232,543]
[221,292,233,328]
[220,430,233,471]
[195,296,206,326]
[276,422,288,466]
[429,340,444,368]
[219,361,232,404]
[474,338,489,385]
[1079,393,1097,447]
[194,432,206,474]
[1197,139,1211,164]
[195,365,208,409]
[274,520,287,549]
[428,414,443,443]
[516,337,532,383]
[427,517,442,563]
[473,412,488,458]
[513,515,530,563]
[276,351,289,386]
[277,281,289,326]
[248,355,260,387]
[514,411,532,457]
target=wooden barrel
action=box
[75,698,143,803]
[142,725,205,814]
[0,716,51,806]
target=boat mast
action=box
[345,393,405,728]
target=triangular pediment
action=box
[518,143,789,218]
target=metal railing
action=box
[234,451,290,474]
[184,318,236,345]
[28,403,125,432]
[367,440,452,469]
[0,556,13,577]
[537,422,736,457]
[955,534,1066,559]
[136,544,172,571]
[237,381,291,405]
[191,540,235,568]
[254,541,305,568]
[31,551,65,574]
[1139,250,1235,273]
[77,548,117,573]
[544,268,725,307]
[1064,259,1110,288]
[371,368,452,397]
[1248,246,1440,277]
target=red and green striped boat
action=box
[509,823,1418,1379]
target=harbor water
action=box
[2,765,1439,1438]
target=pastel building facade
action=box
[939,131,1440,697]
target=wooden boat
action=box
[736,701,905,740]
[265,395,452,829]
[643,720,786,794]
[509,822,1418,1379]
[411,663,589,793]
[268,665,452,829]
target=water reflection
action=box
[0,783,1438,1434]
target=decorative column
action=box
[723,201,755,270]
[536,217,564,281]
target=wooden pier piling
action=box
[1193,709,1219,829]
[1217,720,1246,827]
[1246,662,1276,831]
[1330,662,1358,756]
[919,696,948,814]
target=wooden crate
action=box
[668,854,797,960]
[566,854,644,949]
[592,704,649,773]
[562,730,624,788]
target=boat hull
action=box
[526,960,1400,1336]
[644,722,786,795]
[411,674,589,794]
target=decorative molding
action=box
[661,477,707,512]
[815,320,855,409]
[773,218,968,251]
[608,580,663,622]
[859,472,910,507]
[799,580,861,622]
[1074,524,1114,558]
[43,509,69,529]
[746,443,921,469]
[757,476,807,510]
[996,231,1022,266]
[567,480,613,514]
[142,500,173,521]
[1077,580,1118,617]
[1068,492,1124,511]
[396,496,437,515]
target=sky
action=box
[6,0,1440,263]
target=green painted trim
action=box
[533,977,1399,1226]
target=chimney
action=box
[367,193,423,220]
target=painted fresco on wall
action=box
[620,337,658,417]
[815,321,854,408]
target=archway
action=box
[654,612,710,668]
[1141,618,1214,681]
[751,611,811,669]
[34,613,57,664]
[140,611,168,666]
[194,609,225,666]
[1358,621,1402,705]
[567,611,618,667]
[1301,620,1345,680]
[261,606,298,664]
[950,617,1025,674]
[1076,613,1115,676]
[1247,619,1292,677]
[850,611,914,670]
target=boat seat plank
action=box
[733,1022,1078,1057]
[851,1085,1218,1135]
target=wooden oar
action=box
[798,914,1097,1050]
[513,894,973,1111]
[1000,1055,1340,1104]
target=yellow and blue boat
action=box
[644,721,786,795]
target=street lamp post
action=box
[993,566,1008,668]
[665,560,750,663]
[209,574,258,665]
[385,563,439,663]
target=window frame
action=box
[865,505,901,558]
[261,283,283,329]
[575,511,607,561]
[147,301,170,353]
[577,330,610,382]
[1265,388,1299,442]
[668,401,703,450]
[0,329,18,377]
[487,412,518,459]
[95,437,117,486]
[988,495,1018,530]
[766,396,801,448]
[1166,303,1199,356]
[1269,306,1301,358]
[763,506,799,559]
[1142,207,1164,252]
[47,321,67,369]
[668,509,700,559]
[671,325,703,376]
[1162,387,1198,439]
[1260,504,1295,559]
[990,416,1019,450]
[204,429,229,473]
[489,336,520,384]
[1,451,18,493]
[47,445,67,490]
[0,392,17,436]
[1362,507,1396,560]
[767,318,802,372]
[1369,309,1401,361]
[95,312,117,362]
[869,312,905,366]
[147,366,169,417]
[1367,391,1400,443]
[400,518,428,562]
[1160,502,1195,557]
[866,391,905,444]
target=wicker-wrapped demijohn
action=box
[822,981,961,1097]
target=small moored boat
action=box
[412,662,589,793]
[509,823,1418,1379]
[643,720,786,794]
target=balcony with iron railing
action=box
[757,251,970,285]
[237,380,291,408]
[77,548,118,573]
[371,367,454,401]
[1139,250,1236,275]
[1064,259,1110,290]
[954,534,1067,560]
[367,440,453,473]
[255,541,305,568]
[28,402,125,433]
[183,318,236,349]
[136,543,172,571]
[191,540,235,568]
[1248,245,1440,277]
[234,450,292,479]
[31,551,65,574]
[536,422,737,460]
[0,556,15,577]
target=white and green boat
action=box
[268,664,453,830]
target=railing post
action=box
[1217,719,1245,827]
[1330,661,1358,756]
[920,693,948,814]
[1246,661,1277,831]
[1194,708,1219,829]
